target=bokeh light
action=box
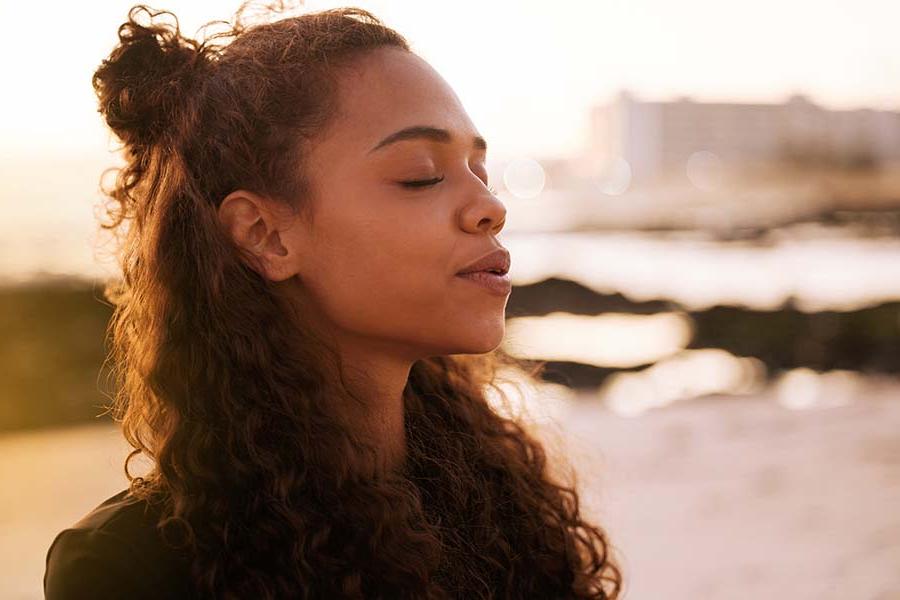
[502,157,546,199]
[596,157,633,196]
[686,150,725,191]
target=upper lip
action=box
[456,247,511,275]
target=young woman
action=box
[43,4,622,598]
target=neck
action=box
[279,282,411,479]
[339,356,410,479]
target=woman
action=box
[43,4,622,598]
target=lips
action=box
[455,269,512,296]
[456,247,511,276]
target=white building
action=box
[587,91,900,183]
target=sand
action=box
[1,378,898,599]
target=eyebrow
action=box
[368,125,488,154]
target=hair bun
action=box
[93,5,206,148]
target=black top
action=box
[43,488,196,599]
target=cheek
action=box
[304,221,452,333]
[297,198,506,352]
[305,242,507,355]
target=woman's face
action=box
[286,47,509,361]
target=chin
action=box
[435,313,506,355]
[458,329,506,355]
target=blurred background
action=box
[2,1,899,598]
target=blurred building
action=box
[587,90,900,183]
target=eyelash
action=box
[401,176,498,195]
[401,176,445,189]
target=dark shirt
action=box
[43,488,196,599]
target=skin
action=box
[217,47,509,477]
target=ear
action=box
[217,189,299,282]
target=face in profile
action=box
[279,46,510,362]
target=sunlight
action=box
[503,311,692,368]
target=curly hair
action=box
[92,3,623,598]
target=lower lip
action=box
[455,271,512,296]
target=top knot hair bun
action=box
[92,4,209,149]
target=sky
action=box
[1,0,899,162]
[1,0,899,280]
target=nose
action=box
[459,181,506,235]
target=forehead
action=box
[323,47,481,155]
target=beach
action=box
[2,378,898,599]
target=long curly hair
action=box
[92,4,623,598]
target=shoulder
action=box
[44,488,194,600]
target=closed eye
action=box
[400,176,445,188]
[400,176,498,195]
